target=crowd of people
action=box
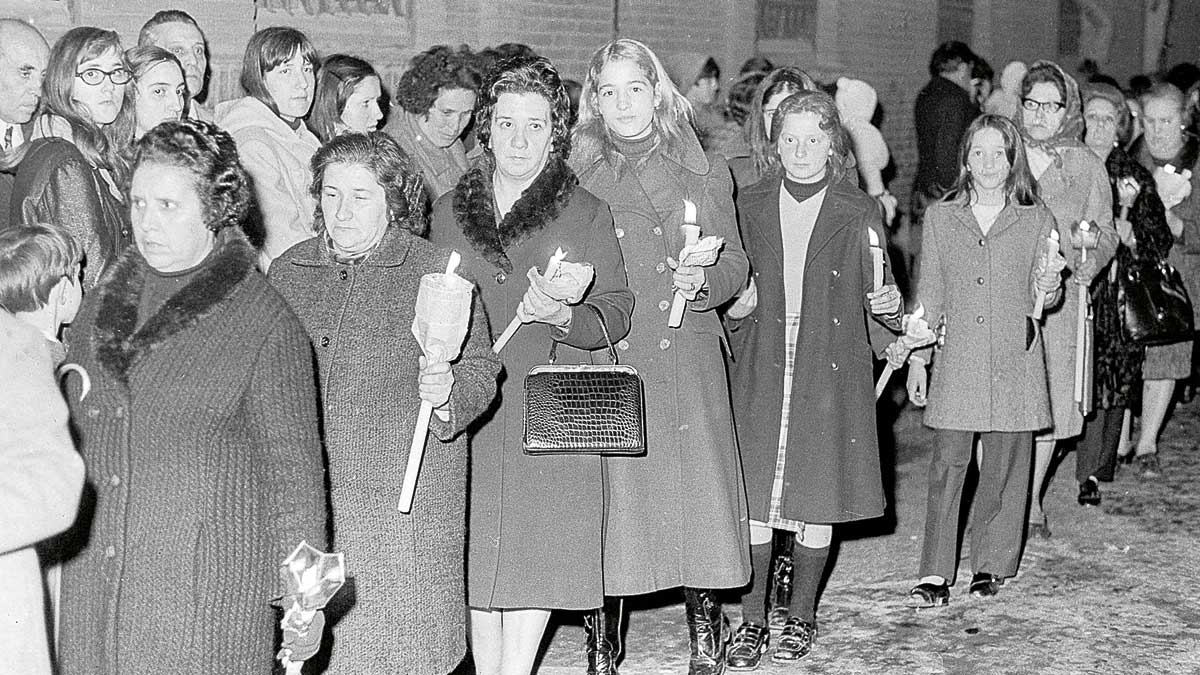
[0,9,1196,675]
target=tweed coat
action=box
[1035,145,1117,439]
[916,200,1057,431]
[270,228,500,675]
[429,156,633,610]
[572,129,751,594]
[56,231,328,675]
[8,137,130,288]
[0,312,84,675]
[728,174,899,524]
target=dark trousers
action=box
[1076,407,1123,483]
[919,430,1033,584]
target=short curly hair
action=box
[394,45,481,115]
[129,119,252,233]
[309,132,426,236]
[475,55,572,160]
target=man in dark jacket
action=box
[907,41,981,293]
[0,19,49,230]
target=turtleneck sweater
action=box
[136,247,216,329]
[780,173,830,314]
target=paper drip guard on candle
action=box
[492,248,568,354]
[401,251,473,512]
[874,304,937,400]
[275,541,345,674]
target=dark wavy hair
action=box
[394,45,480,115]
[239,27,319,114]
[766,90,851,183]
[129,119,252,232]
[309,132,426,236]
[944,114,1040,207]
[746,66,819,177]
[475,55,572,160]
[39,27,133,177]
[308,54,380,143]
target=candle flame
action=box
[445,250,461,275]
[682,199,697,225]
[911,303,924,321]
[867,227,880,246]
[550,247,567,264]
[1078,220,1091,232]
[1049,229,1060,242]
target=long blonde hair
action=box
[572,39,693,165]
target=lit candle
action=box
[670,203,701,328]
[868,227,884,291]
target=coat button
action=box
[831,269,840,277]
[832,317,841,326]
[655,262,667,274]
[320,336,331,347]
[109,475,120,487]
[651,226,663,236]
[658,300,670,311]
[979,238,986,247]
[831,362,839,370]
[113,406,124,419]
[977,277,985,285]
[87,408,99,419]
[976,315,985,324]
[659,338,671,350]
[339,269,348,280]
[617,339,630,351]
[495,271,507,284]
[104,545,116,558]
[615,228,625,239]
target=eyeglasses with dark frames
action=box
[76,68,132,86]
[1021,97,1066,114]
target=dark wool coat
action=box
[8,138,130,288]
[728,174,899,524]
[917,200,1056,431]
[56,231,328,675]
[270,228,500,675]
[573,130,751,594]
[914,77,979,199]
[429,156,633,610]
[1092,148,1175,408]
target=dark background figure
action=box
[0,19,50,231]
[137,10,211,121]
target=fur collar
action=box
[451,155,577,272]
[93,230,256,382]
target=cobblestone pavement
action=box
[463,397,1200,674]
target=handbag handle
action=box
[548,302,619,365]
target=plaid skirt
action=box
[765,313,807,533]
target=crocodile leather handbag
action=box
[523,303,646,456]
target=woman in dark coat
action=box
[10,27,132,288]
[905,114,1065,608]
[1077,83,1185,501]
[724,90,902,667]
[270,132,500,675]
[57,120,328,675]
[1129,81,1200,476]
[428,56,633,675]
[570,38,750,675]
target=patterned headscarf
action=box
[1016,60,1086,163]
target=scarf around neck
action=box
[1016,60,1086,166]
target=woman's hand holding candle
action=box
[1069,220,1100,282]
[866,283,902,318]
[668,257,708,300]
[1034,237,1067,294]
[517,267,573,328]
[418,356,454,410]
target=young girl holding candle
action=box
[725,90,902,667]
[905,114,1066,607]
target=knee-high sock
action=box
[789,544,830,622]
[740,542,772,624]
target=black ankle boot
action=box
[767,531,794,631]
[584,596,623,675]
[683,588,729,675]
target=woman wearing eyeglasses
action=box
[1017,61,1118,537]
[10,27,133,289]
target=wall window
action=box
[756,0,818,43]
[936,0,973,45]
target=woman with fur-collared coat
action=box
[56,121,327,675]
[569,38,750,675]
[428,57,633,675]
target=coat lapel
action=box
[741,177,784,264]
[93,230,255,383]
[804,180,860,269]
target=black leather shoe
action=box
[725,621,769,671]
[905,582,950,608]
[771,617,815,662]
[969,573,1003,598]
[1077,478,1101,506]
[584,597,623,675]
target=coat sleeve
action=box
[21,157,107,282]
[245,308,328,577]
[1076,152,1119,275]
[693,156,749,311]
[0,331,84,555]
[430,288,501,441]
[559,202,634,350]
[911,206,946,363]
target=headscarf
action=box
[1016,60,1086,164]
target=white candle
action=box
[868,227,884,291]
[683,199,697,225]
